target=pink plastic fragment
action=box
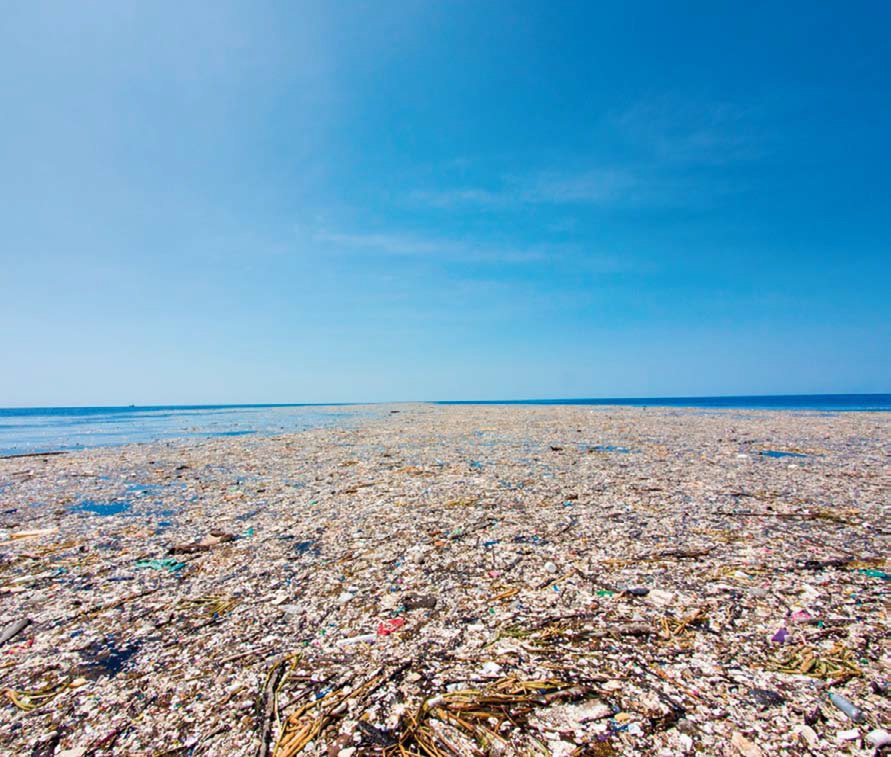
[790,609,812,623]
[377,617,405,636]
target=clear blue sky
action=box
[2,1,889,405]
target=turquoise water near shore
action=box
[0,404,369,457]
[0,395,888,457]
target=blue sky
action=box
[2,1,889,405]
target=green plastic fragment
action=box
[596,590,614,597]
[134,557,185,573]
[857,568,890,580]
[241,526,255,537]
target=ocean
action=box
[0,404,369,457]
[440,393,891,411]
[0,394,888,457]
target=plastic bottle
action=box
[828,692,865,723]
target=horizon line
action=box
[1,391,890,412]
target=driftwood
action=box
[0,618,31,646]
[0,451,66,460]
[256,655,291,757]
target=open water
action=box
[0,404,367,457]
[1,395,888,457]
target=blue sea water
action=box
[587,444,631,453]
[70,499,132,516]
[439,394,891,412]
[759,450,810,459]
[0,395,887,457]
[0,404,369,457]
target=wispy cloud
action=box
[409,188,508,209]
[610,95,760,165]
[409,166,705,210]
[408,96,757,211]
[520,168,638,204]
[313,227,635,273]
[522,168,712,208]
[407,168,647,210]
[314,228,552,263]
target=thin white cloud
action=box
[313,227,639,274]
[315,228,550,263]
[519,168,641,204]
[409,166,705,210]
[408,96,757,211]
[407,168,642,210]
[409,188,508,209]
[610,95,760,165]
